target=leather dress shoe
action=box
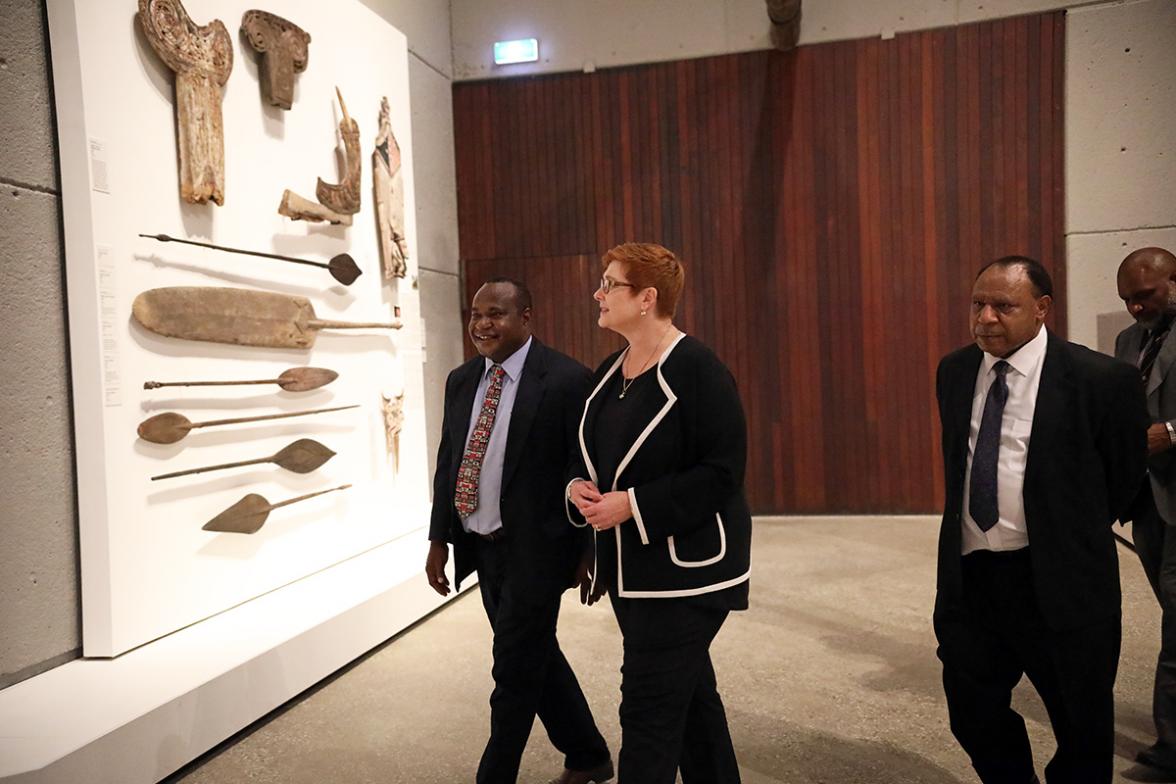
[1132,745,1176,781]
[548,759,614,784]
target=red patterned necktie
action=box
[455,364,506,518]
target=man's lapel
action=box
[449,358,483,469]
[501,341,546,492]
[950,347,983,456]
[1147,325,1176,398]
[1026,331,1070,481]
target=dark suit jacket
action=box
[429,338,592,592]
[1116,321,1176,525]
[568,334,752,600]
[934,330,1148,631]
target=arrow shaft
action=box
[139,233,329,269]
[151,455,271,481]
[143,378,278,390]
[270,483,352,510]
[192,404,358,430]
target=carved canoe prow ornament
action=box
[137,0,233,205]
[279,87,361,225]
[240,10,310,110]
[373,97,409,279]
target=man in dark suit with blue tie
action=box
[934,256,1148,783]
[425,278,613,784]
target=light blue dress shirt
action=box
[461,336,533,535]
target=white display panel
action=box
[47,0,428,656]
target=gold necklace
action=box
[620,324,674,399]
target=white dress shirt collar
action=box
[980,324,1047,380]
[484,336,533,383]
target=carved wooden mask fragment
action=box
[240,10,311,110]
[137,0,233,205]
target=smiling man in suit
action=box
[425,278,613,784]
[1115,246,1176,777]
[934,256,1148,783]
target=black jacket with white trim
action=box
[568,333,752,600]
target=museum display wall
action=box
[53,0,430,658]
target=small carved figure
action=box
[137,0,234,205]
[373,97,409,279]
[240,10,311,110]
[381,391,405,472]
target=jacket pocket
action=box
[667,513,726,568]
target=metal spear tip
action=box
[328,254,363,286]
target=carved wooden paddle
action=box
[203,484,352,534]
[139,233,363,286]
[143,366,338,392]
[132,287,401,349]
[137,404,357,444]
[150,438,335,481]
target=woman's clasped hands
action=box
[570,480,633,531]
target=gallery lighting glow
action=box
[493,38,539,65]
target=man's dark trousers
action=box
[474,536,609,784]
[1132,487,1176,768]
[936,549,1121,784]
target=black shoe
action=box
[1129,746,1176,782]
[548,759,615,784]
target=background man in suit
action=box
[1115,246,1176,777]
[425,278,612,784]
[934,256,1148,783]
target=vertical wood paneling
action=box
[453,12,1066,514]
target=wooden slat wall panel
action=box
[453,12,1066,514]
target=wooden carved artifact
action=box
[132,286,402,350]
[279,88,361,226]
[137,0,233,205]
[144,366,338,392]
[140,232,363,286]
[373,97,409,279]
[137,404,358,445]
[240,10,310,110]
[766,0,802,51]
[151,438,335,481]
[203,484,352,534]
[381,391,405,471]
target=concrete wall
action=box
[451,0,1099,80]
[1063,0,1176,352]
[0,0,463,690]
[0,0,80,690]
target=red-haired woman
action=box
[567,242,752,784]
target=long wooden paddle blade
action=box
[328,255,362,286]
[272,439,336,473]
[138,412,193,444]
[203,493,272,534]
[132,287,319,349]
[276,367,338,392]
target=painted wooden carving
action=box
[240,10,310,110]
[373,97,409,279]
[137,0,233,205]
[279,88,361,226]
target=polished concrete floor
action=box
[168,517,1167,783]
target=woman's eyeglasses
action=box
[599,277,636,294]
